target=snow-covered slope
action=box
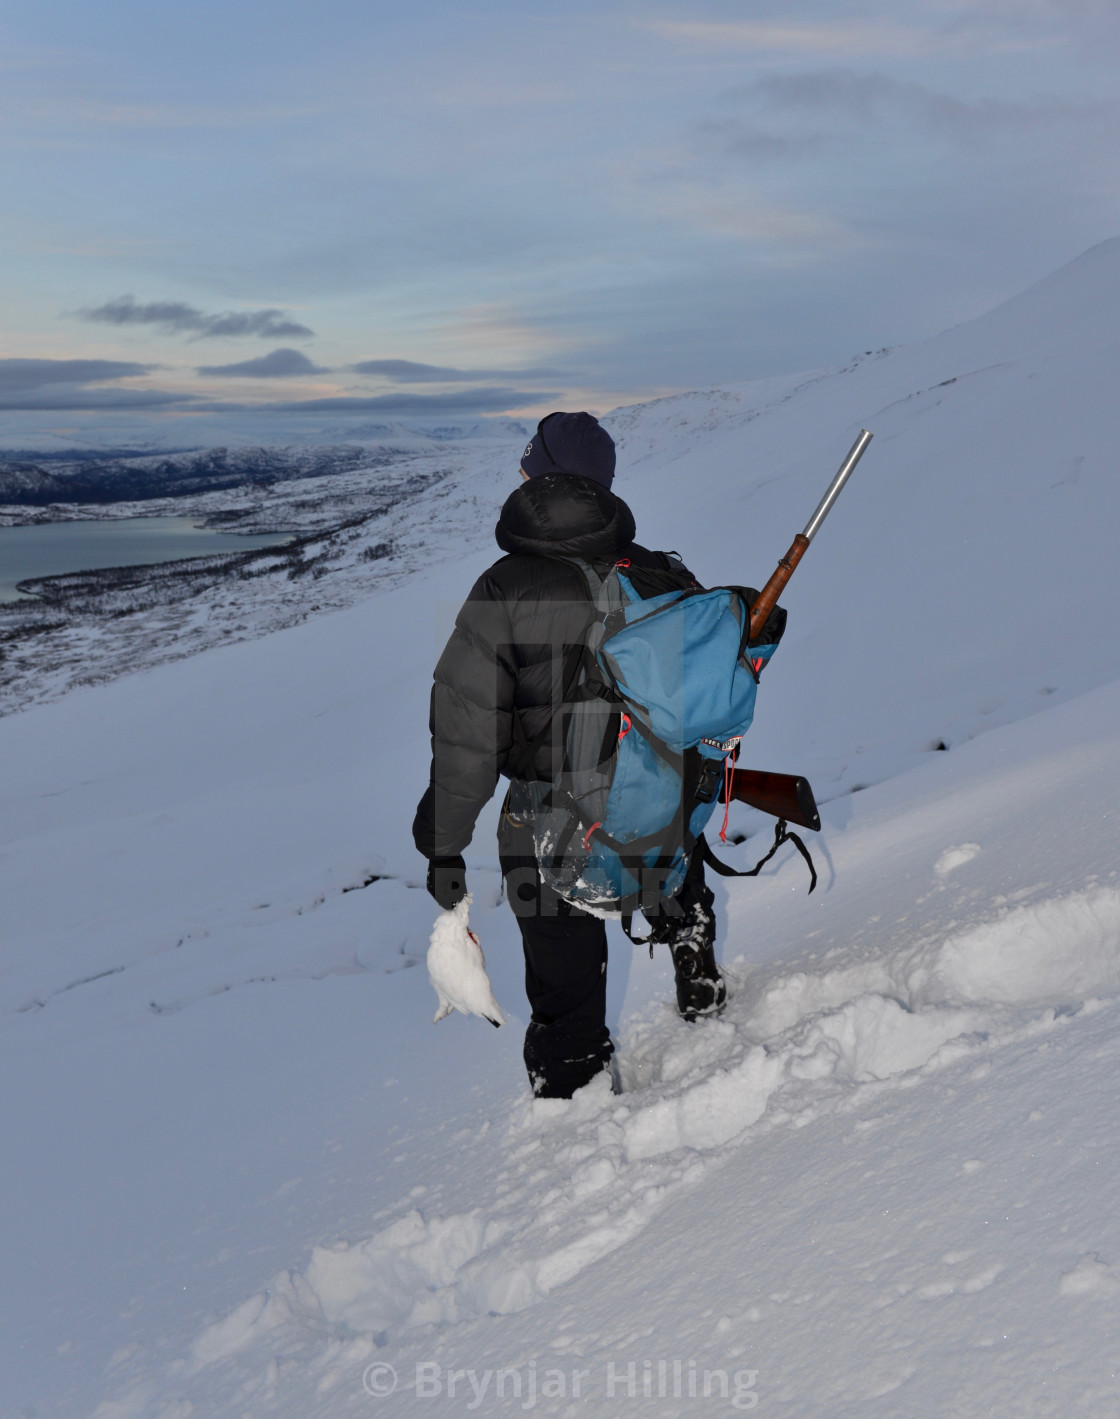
[607,236,1120,800]
[175,681,1120,1417]
[3,240,1120,1418]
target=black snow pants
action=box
[499,817,613,1099]
[499,811,713,1099]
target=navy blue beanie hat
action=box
[520,411,616,488]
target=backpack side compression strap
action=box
[700,823,818,894]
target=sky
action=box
[2,0,1119,437]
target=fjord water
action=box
[0,515,293,601]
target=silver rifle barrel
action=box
[801,428,873,543]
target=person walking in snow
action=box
[413,412,773,1099]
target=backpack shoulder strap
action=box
[560,554,604,600]
[506,636,591,782]
[504,556,617,783]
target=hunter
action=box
[413,411,775,1098]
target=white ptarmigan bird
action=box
[426,895,506,1028]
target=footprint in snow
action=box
[934,843,982,877]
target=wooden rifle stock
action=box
[747,429,873,644]
[747,533,810,643]
[724,768,821,832]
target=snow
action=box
[1058,1256,1120,1300]
[933,842,981,876]
[4,239,1120,1417]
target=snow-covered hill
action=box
[607,236,1120,801]
[3,240,1120,1418]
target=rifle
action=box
[727,429,873,839]
[748,428,873,643]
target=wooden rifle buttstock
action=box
[725,768,821,832]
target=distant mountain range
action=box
[0,417,532,506]
[0,445,405,506]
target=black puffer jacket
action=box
[412,473,691,858]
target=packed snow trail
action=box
[179,995,1120,1418]
[182,888,1120,1370]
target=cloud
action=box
[0,389,193,411]
[78,296,314,340]
[704,71,1082,162]
[0,359,549,416]
[0,357,154,392]
[644,14,1065,59]
[645,19,931,58]
[197,387,556,415]
[197,348,329,377]
[761,70,1069,133]
[350,358,561,382]
[697,120,811,162]
[0,356,196,411]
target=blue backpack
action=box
[508,556,779,919]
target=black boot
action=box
[666,895,727,1021]
[646,871,727,1021]
[524,1023,613,1099]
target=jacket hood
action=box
[495,473,636,559]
